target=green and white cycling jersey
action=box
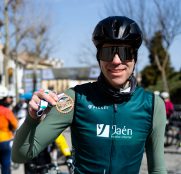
[12,82,167,174]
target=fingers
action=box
[29,93,40,111]
[28,105,37,118]
[28,89,59,118]
[48,90,59,104]
[28,92,41,118]
[36,89,58,106]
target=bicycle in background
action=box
[165,104,181,149]
[24,133,73,174]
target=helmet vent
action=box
[112,20,122,38]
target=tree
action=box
[0,0,53,95]
[141,31,174,90]
[2,0,11,86]
[78,40,97,66]
[0,0,33,87]
[104,0,181,92]
[26,23,53,92]
[8,0,33,100]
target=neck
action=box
[97,74,137,102]
[117,81,130,91]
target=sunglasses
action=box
[97,46,136,62]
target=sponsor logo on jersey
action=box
[97,124,110,137]
[88,105,109,110]
[96,124,133,139]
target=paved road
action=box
[12,149,181,174]
[12,129,181,174]
[140,147,181,174]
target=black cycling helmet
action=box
[92,16,142,49]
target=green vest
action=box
[71,82,153,174]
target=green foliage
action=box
[140,31,181,103]
[143,70,181,103]
[141,65,160,87]
[141,31,175,90]
[149,32,166,64]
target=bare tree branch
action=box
[104,0,181,92]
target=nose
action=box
[112,54,122,64]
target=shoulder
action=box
[0,105,15,117]
[134,86,154,103]
[0,105,11,113]
[154,94,165,111]
[75,82,96,89]
[64,88,75,100]
[135,86,152,96]
[62,83,95,99]
[139,88,165,112]
[74,82,97,94]
[154,94,164,104]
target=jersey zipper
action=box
[108,104,117,174]
[113,104,118,112]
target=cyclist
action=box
[0,85,18,174]
[12,16,167,174]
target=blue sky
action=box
[37,0,181,72]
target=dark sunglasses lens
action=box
[118,47,133,61]
[98,46,134,62]
[98,47,113,61]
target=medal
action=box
[56,93,74,114]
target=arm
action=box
[12,88,75,163]
[145,95,167,174]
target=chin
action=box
[110,79,126,88]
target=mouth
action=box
[109,68,126,73]
[108,69,126,78]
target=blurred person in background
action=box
[0,85,18,174]
[13,95,29,129]
[161,92,174,120]
[3,92,14,110]
[161,91,174,146]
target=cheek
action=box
[100,62,107,73]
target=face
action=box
[5,97,14,105]
[100,52,135,89]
